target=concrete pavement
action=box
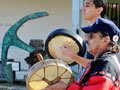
[0,83,27,90]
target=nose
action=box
[82,6,86,12]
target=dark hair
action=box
[93,0,108,18]
[108,41,119,54]
[24,49,46,66]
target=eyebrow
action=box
[84,2,90,4]
[84,2,92,5]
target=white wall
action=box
[0,0,72,69]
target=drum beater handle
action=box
[37,53,43,61]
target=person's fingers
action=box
[43,87,52,90]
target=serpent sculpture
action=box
[1,12,49,83]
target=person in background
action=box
[44,18,120,90]
[78,0,108,79]
[82,0,108,59]
[82,0,107,26]
[24,49,46,66]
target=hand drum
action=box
[45,29,85,66]
[26,59,74,90]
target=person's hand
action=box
[44,81,68,90]
[59,45,75,59]
[59,45,91,67]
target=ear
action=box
[102,36,110,44]
[97,7,103,15]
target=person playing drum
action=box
[44,18,120,90]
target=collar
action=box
[95,51,112,60]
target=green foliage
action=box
[108,0,120,4]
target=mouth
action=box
[82,14,85,16]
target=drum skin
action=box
[26,59,74,90]
[45,29,85,66]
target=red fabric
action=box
[67,83,82,90]
[85,62,91,68]
[118,72,120,90]
[67,76,119,90]
[79,63,91,84]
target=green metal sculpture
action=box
[1,12,49,83]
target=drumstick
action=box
[37,53,43,61]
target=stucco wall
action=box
[0,0,72,69]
